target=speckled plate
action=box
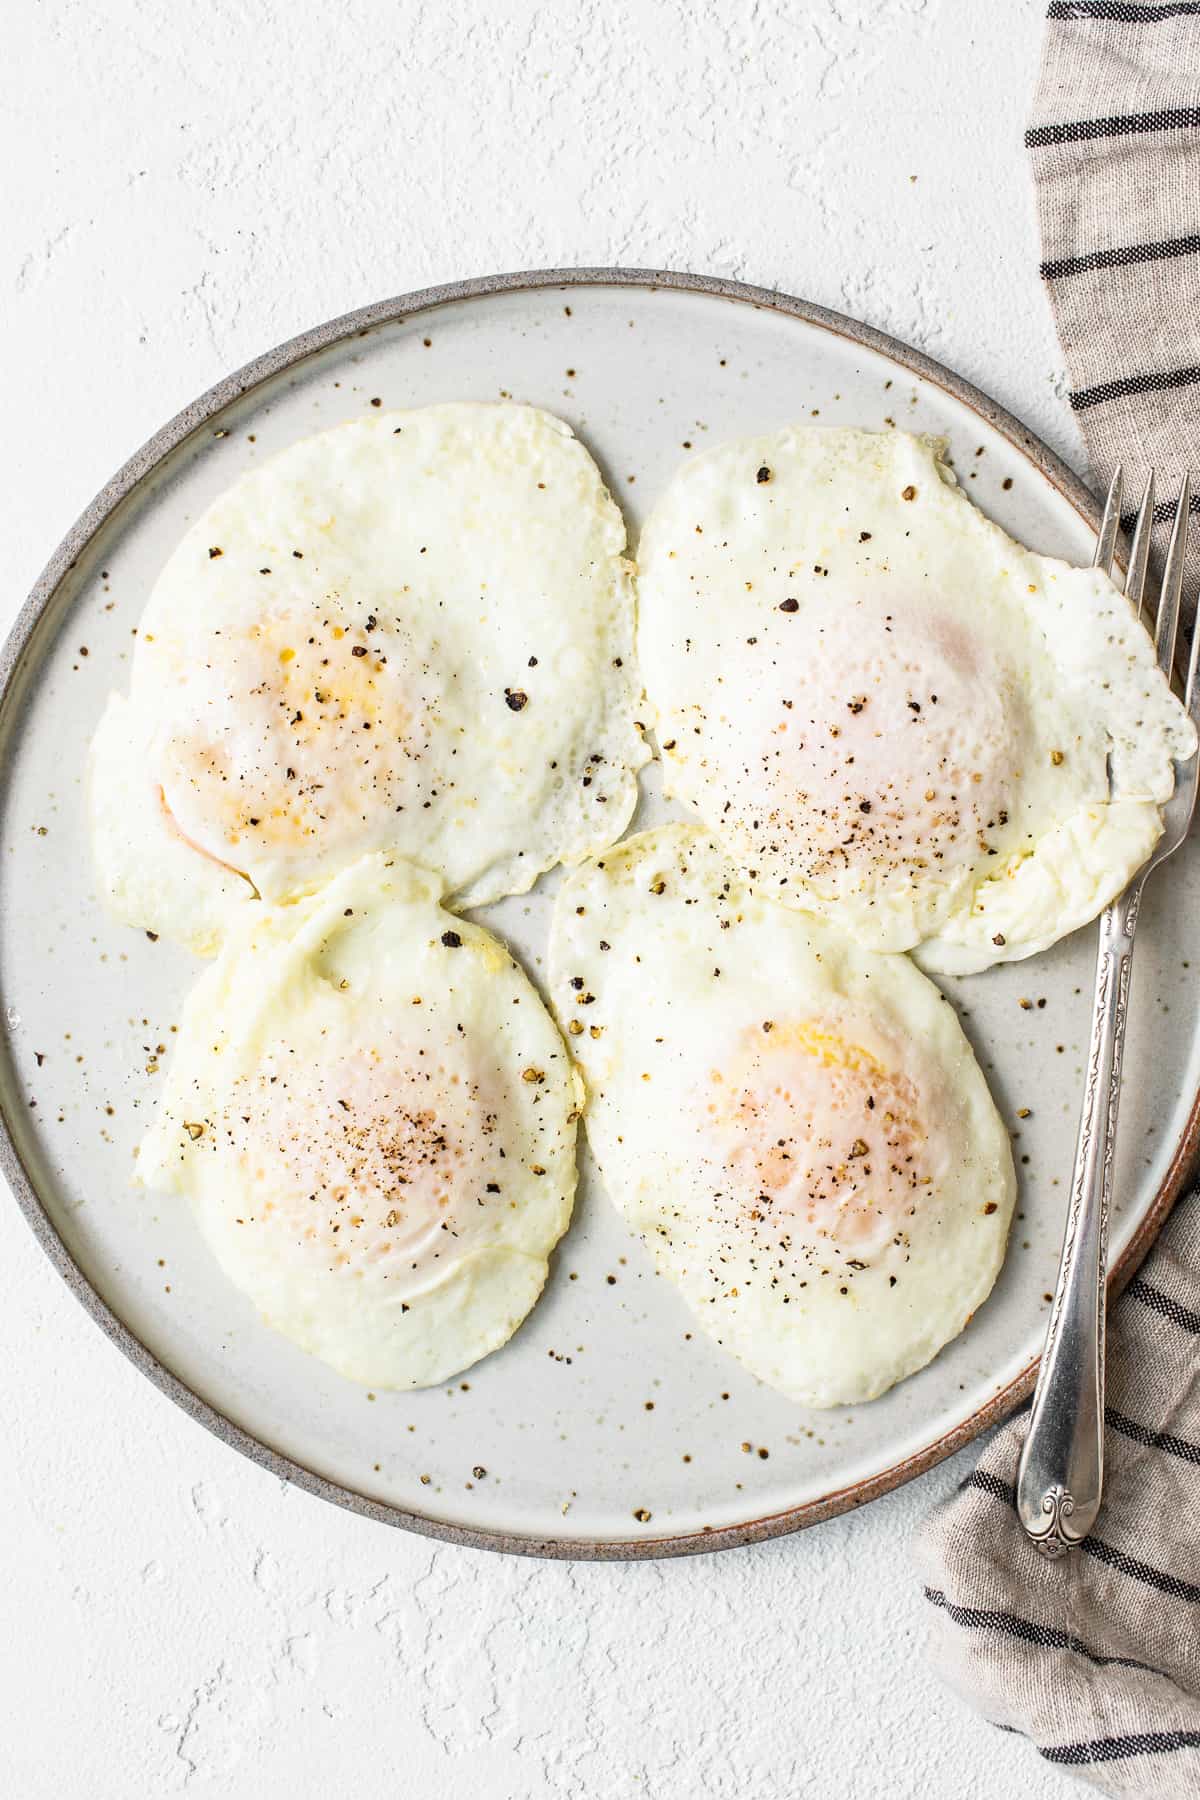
[3,269,1198,1559]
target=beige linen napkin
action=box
[917,1192,1200,1795]
[1027,0,1200,595]
[917,9,1200,1795]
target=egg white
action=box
[636,427,1195,974]
[549,824,1016,1407]
[138,854,580,1390]
[91,403,648,953]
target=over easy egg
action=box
[636,427,1195,973]
[91,402,647,952]
[138,854,580,1389]
[549,825,1016,1406]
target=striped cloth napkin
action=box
[917,1194,1200,1795]
[917,7,1200,1795]
[1026,0,1200,597]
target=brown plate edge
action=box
[2,263,1196,1561]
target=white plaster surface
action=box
[3,3,1092,1795]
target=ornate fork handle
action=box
[1015,881,1141,1556]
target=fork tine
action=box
[1093,464,1123,576]
[1125,472,1156,619]
[1155,473,1191,678]
[1186,587,1200,720]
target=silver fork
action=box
[1016,468,1199,1558]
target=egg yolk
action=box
[212,1042,504,1286]
[735,594,1016,898]
[706,1018,929,1264]
[154,609,434,874]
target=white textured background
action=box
[3,3,1089,1795]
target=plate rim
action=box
[4,263,1197,1560]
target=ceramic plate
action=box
[3,269,1198,1558]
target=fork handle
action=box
[1015,884,1141,1555]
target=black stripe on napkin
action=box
[1126,1274,1200,1333]
[923,1587,1169,1676]
[1041,1729,1200,1767]
[1121,491,1200,534]
[962,1470,1200,1600]
[1043,231,1200,280]
[1070,364,1200,411]
[961,1468,1017,1505]
[1048,2,1200,21]
[1080,1535,1200,1603]
[1027,106,1200,147]
[1106,1407,1200,1465]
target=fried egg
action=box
[92,403,647,952]
[138,855,580,1389]
[549,824,1015,1406]
[637,427,1195,973]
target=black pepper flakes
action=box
[441,930,462,948]
[505,689,528,712]
[756,465,772,484]
[779,598,799,614]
